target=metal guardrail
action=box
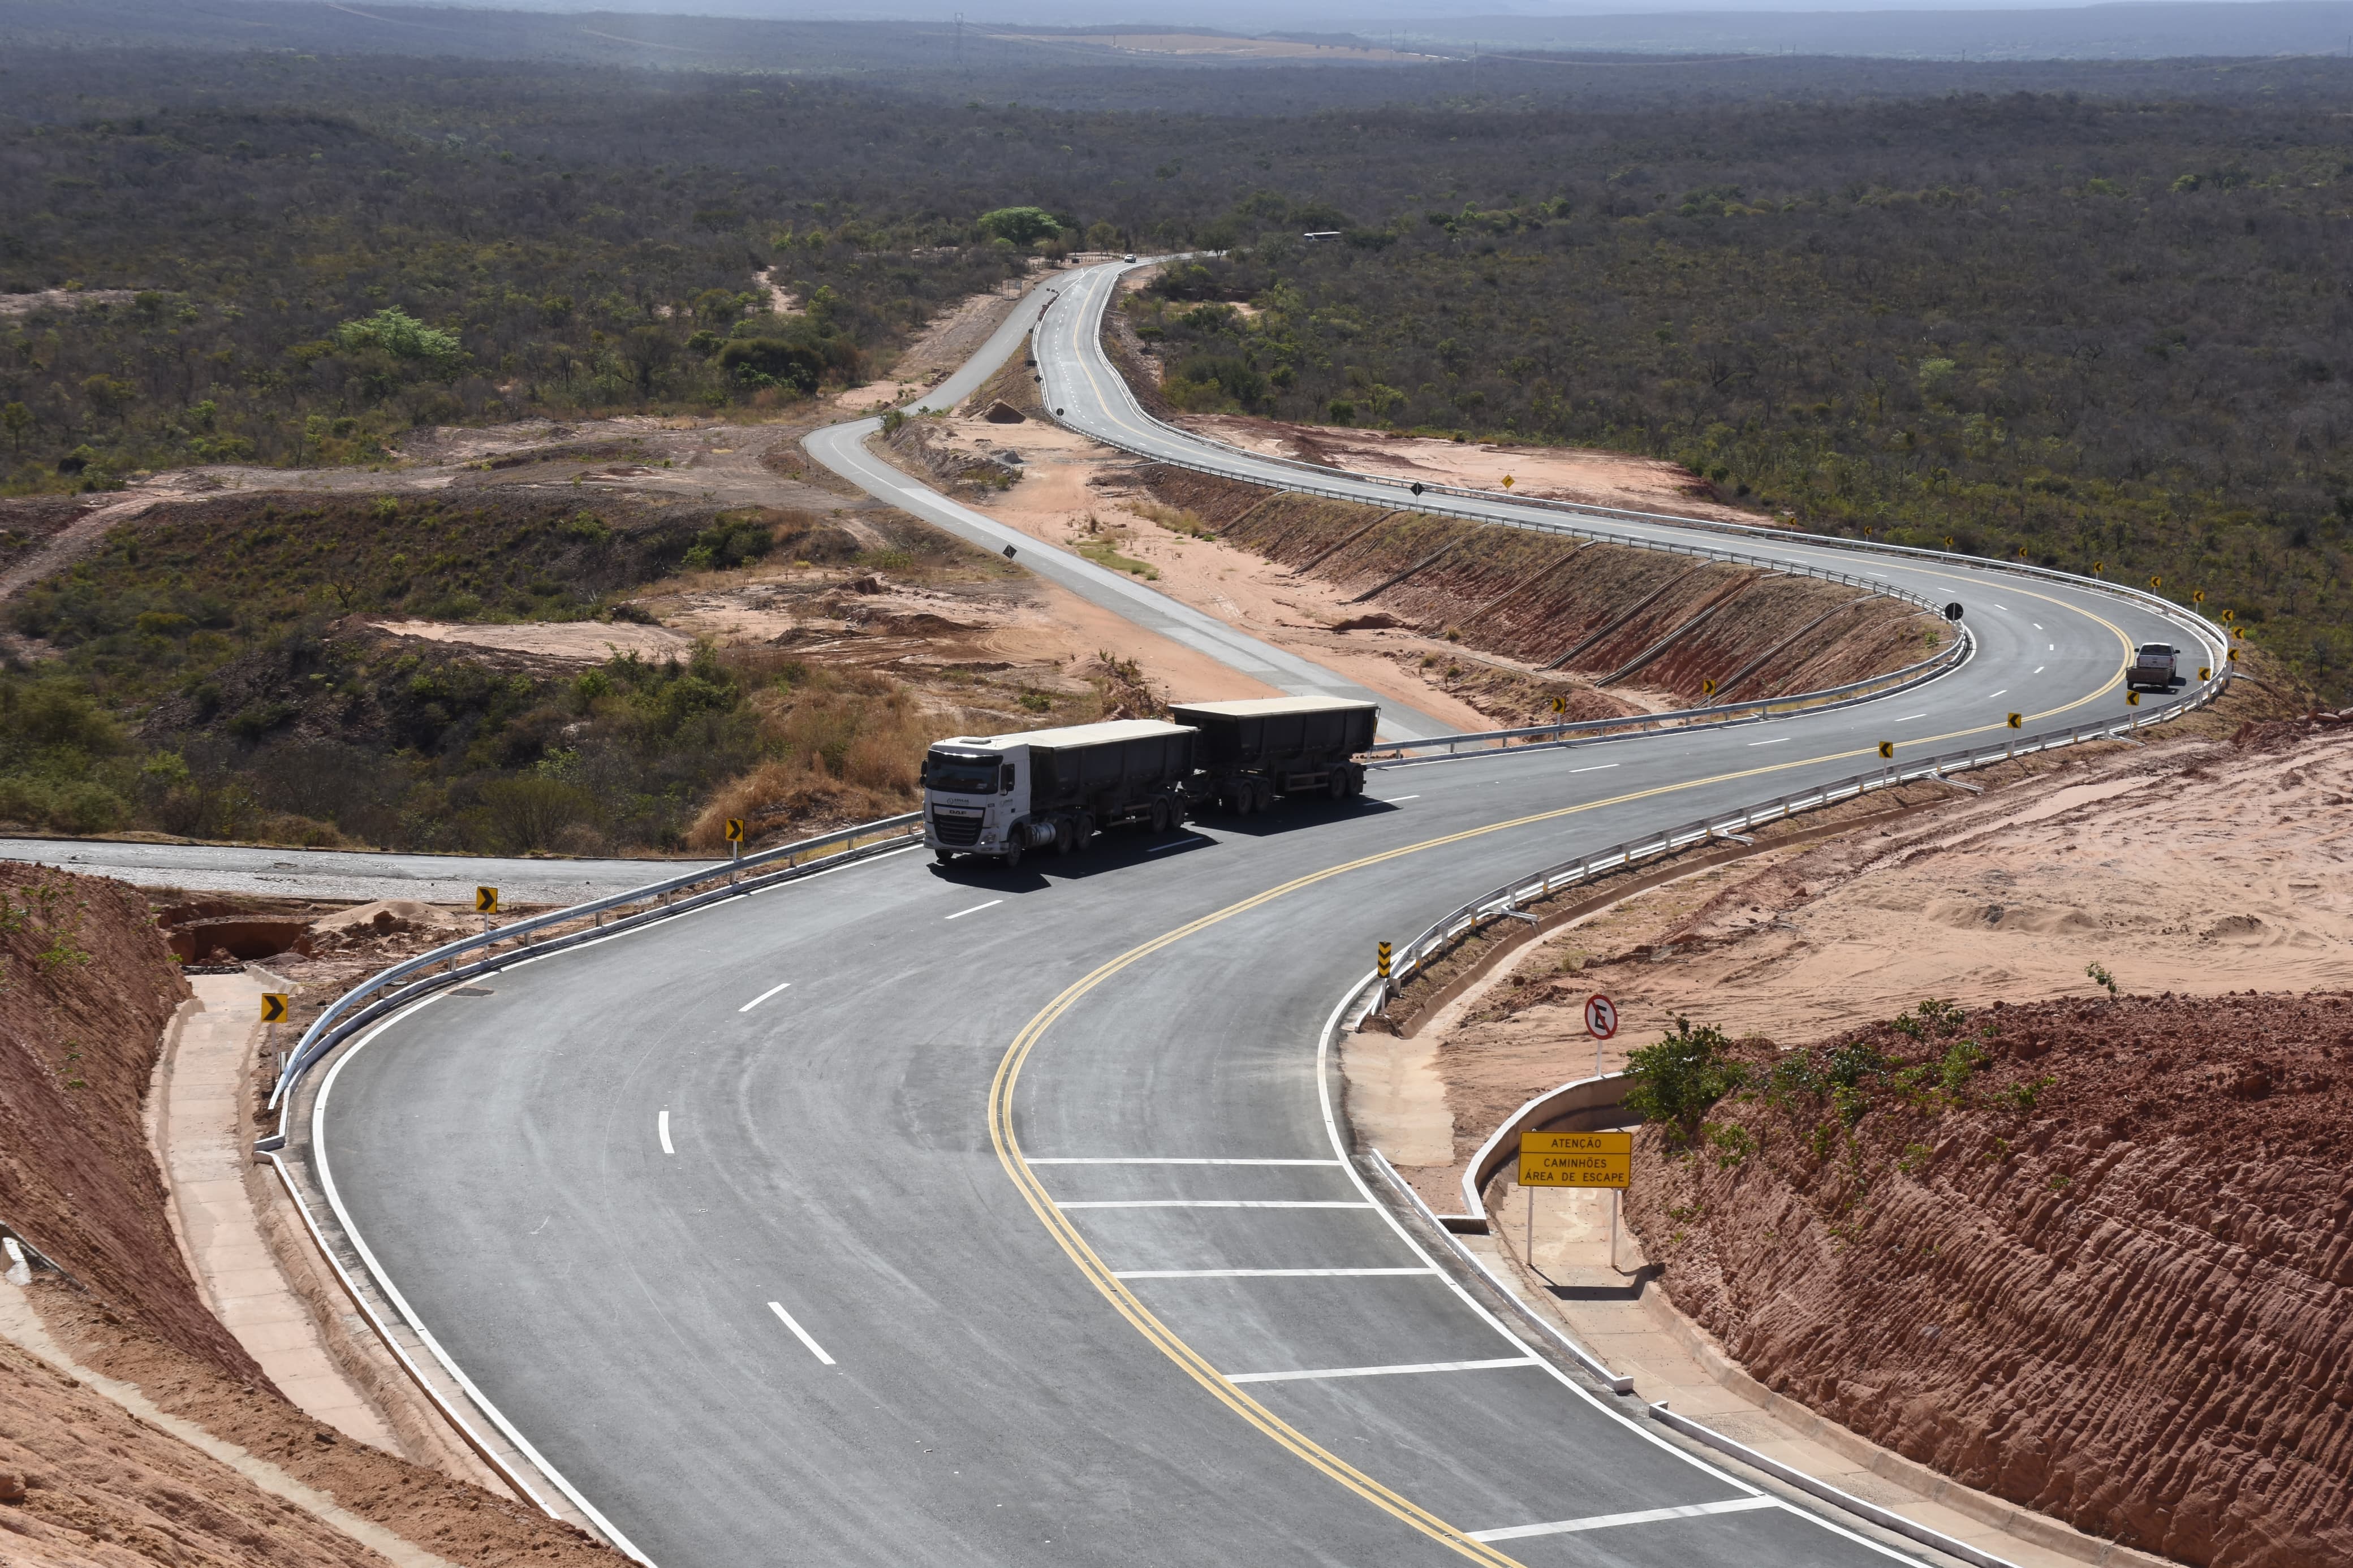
[1366,625,1972,764]
[1045,265,2231,682]
[1369,672,2229,1003]
[265,813,924,1113]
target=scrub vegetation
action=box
[3,27,2351,853]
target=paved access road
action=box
[802,277,1456,741]
[0,836,689,905]
[313,264,2219,1567]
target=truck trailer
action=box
[923,696,1382,866]
[1170,696,1376,814]
[922,719,1197,867]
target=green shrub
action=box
[1623,1017,1747,1147]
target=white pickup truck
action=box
[2127,643,2179,691]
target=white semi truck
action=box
[921,719,1198,867]
[922,696,1380,866]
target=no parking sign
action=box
[1584,994,1619,1041]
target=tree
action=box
[0,401,29,455]
[333,308,465,369]
[82,375,136,428]
[977,206,1061,246]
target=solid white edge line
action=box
[1116,1268,1436,1278]
[1024,1157,1343,1166]
[304,834,930,1568]
[657,1109,673,1156]
[1225,1355,1539,1384]
[1056,1199,1374,1210]
[315,997,658,1565]
[737,980,792,1012]
[766,1301,837,1366]
[1311,977,1932,1564]
[945,899,1002,919]
[1470,1495,1781,1542]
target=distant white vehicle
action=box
[1123,252,1137,262]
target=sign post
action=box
[1519,1130,1635,1275]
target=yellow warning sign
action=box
[475,886,499,914]
[1519,1130,1631,1189]
[1376,940,1392,980]
[259,994,288,1023]
[2006,712,2023,729]
[725,817,745,843]
[1877,740,1894,758]
[1700,677,1717,698]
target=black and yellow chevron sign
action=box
[260,994,288,1023]
[475,886,499,914]
[1376,941,1392,980]
[1877,740,1894,759]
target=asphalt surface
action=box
[802,276,1456,742]
[312,262,2223,1567]
[0,836,689,905]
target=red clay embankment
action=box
[1625,995,2353,1568]
[0,862,236,1377]
[1137,465,1937,705]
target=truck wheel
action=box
[1328,771,1348,800]
[934,849,956,866]
[1347,764,1367,797]
[1149,798,1171,833]
[1252,778,1276,812]
[1002,843,1022,870]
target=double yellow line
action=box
[983,689,2118,1562]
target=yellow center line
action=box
[985,679,2130,1563]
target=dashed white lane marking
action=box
[1058,1199,1374,1210]
[1147,836,1210,854]
[738,980,792,1013]
[1469,1496,1779,1542]
[658,1110,674,1156]
[1117,1267,1436,1279]
[1226,1355,1539,1385]
[767,1302,835,1366]
[1382,794,1420,802]
[2035,666,2045,675]
[1746,737,1789,746]
[1569,763,1618,773]
[945,900,1002,920]
[1895,713,1926,722]
[1027,1157,1344,1166]
[1987,689,2007,699]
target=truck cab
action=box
[921,742,1025,861]
[2127,643,2179,692]
[924,719,1197,868]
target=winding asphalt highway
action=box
[311,262,2222,1567]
